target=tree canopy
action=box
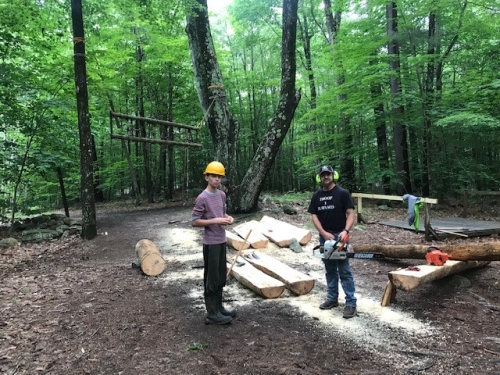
[1,0,499,219]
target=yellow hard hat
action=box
[204,161,225,176]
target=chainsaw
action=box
[425,246,451,266]
[313,235,386,260]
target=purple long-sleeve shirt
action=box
[191,189,227,245]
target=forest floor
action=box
[1,194,500,375]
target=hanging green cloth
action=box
[413,202,424,232]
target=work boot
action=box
[343,306,357,319]
[205,293,232,325]
[218,289,236,317]
[319,299,339,310]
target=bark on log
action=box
[233,221,269,248]
[135,239,166,276]
[229,256,285,299]
[388,260,489,291]
[353,242,500,261]
[259,215,312,246]
[244,251,315,295]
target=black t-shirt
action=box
[308,185,354,233]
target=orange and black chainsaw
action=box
[313,235,386,260]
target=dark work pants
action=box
[203,243,227,294]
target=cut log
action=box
[258,215,312,247]
[244,251,315,295]
[233,221,269,248]
[229,256,285,299]
[388,260,489,291]
[226,231,251,251]
[381,281,397,307]
[135,239,166,276]
[353,242,500,261]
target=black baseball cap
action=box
[318,165,334,175]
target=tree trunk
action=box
[185,0,301,213]
[185,0,238,178]
[71,0,96,240]
[387,2,411,195]
[353,242,500,261]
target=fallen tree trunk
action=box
[135,239,166,276]
[353,242,500,261]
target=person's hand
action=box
[216,217,233,226]
[322,231,334,241]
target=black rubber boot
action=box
[218,289,236,317]
[205,293,232,325]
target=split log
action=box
[135,239,166,276]
[226,231,251,251]
[244,251,315,295]
[388,260,489,291]
[353,242,500,261]
[259,215,312,247]
[229,256,285,299]
[233,221,269,248]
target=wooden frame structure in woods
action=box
[352,193,438,241]
[109,110,203,148]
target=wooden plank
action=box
[226,231,251,251]
[229,256,285,299]
[258,215,312,246]
[388,260,489,291]
[233,221,269,249]
[351,193,438,204]
[244,251,315,295]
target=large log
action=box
[244,251,315,295]
[233,221,269,248]
[388,260,489,291]
[353,242,500,261]
[135,239,166,276]
[259,215,312,247]
[229,256,285,299]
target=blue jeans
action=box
[320,234,357,307]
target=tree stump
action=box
[135,239,166,276]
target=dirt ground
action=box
[1,196,500,375]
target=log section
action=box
[259,215,312,247]
[226,231,251,251]
[135,239,166,276]
[244,251,315,295]
[229,257,285,299]
[388,260,489,291]
[353,242,500,261]
[233,221,269,248]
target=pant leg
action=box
[337,258,357,307]
[203,243,226,294]
[322,259,340,302]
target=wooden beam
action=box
[244,252,315,295]
[111,134,202,148]
[233,221,269,248]
[110,110,200,131]
[226,231,251,251]
[228,256,285,299]
[388,260,489,291]
[351,193,438,204]
[258,215,312,246]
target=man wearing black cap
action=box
[308,165,357,318]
